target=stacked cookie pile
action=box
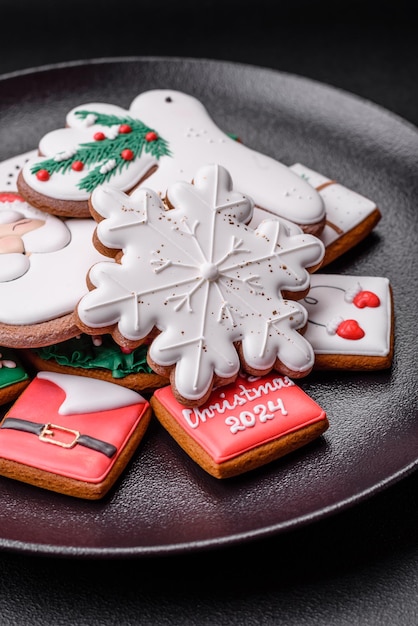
[0,90,393,497]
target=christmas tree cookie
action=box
[16,89,326,234]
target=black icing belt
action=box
[1,418,117,458]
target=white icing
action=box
[77,163,325,402]
[344,281,361,303]
[0,253,30,282]
[37,371,144,414]
[54,148,77,162]
[303,274,391,356]
[0,158,115,324]
[0,196,71,281]
[326,315,344,335]
[21,90,326,227]
[0,216,111,325]
[290,163,378,247]
[99,159,117,174]
[0,205,27,223]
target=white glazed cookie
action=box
[76,163,325,406]
[17,90,326,233]
[0,173,111,348]
[289,164,382,266]
[303,274,394,369]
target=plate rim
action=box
[0,56,417,559]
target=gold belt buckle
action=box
[39,423,80,449]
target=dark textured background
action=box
[1,1,418,624]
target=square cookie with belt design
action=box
[0,371,152,499]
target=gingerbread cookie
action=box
[0,346,31,406]
[75,163,325,406]
[0,371,152,499]
[289,164,382,266]
[0,187,111,348]
[303,274,394,369]
[22,334,168,392]
[151,371,329,478]
[16,90,326,234]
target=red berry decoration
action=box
[121,149,134,161]
[120,346,133,354]
[353,290,380,308]
[36,169,50,182]
[145,131,158,142]
[94,131,106,141]
[336,319,365,340]
[71,160,84,172]
[119,124,132,134]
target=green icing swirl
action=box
[35,335,152,379]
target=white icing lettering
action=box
[181,375,293,429]
[224,400,287,434]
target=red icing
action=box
[145,131,158,142]
[0,192,24,203]
[71,160,84,172]
[0,376,149,483]
[353,290,380,308]
[154,373,326,463]
[119,124,132,134]
[121,148,134,161]
[336,319,365,340]
[93,131,106,141]
[36,169,50,182]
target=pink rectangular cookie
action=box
[151,372,328,479]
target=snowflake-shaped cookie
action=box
[76,164,325,405]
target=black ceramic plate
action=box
[0,57,417,558]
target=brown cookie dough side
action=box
[0,312,81,349]
[21,347,168,393]
[151,393,329,479]
[16,170,91,218]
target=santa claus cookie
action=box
[16,89,326,235]
[303,274,394,369]
[0,371,152,499]
[151,371,329,478]
[0,189,111,349]
[75,163,325,407]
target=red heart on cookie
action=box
[336,319,365,340]
[353,290,380,308]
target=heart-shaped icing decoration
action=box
[353,290,380,308]
[337,319,365,340]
